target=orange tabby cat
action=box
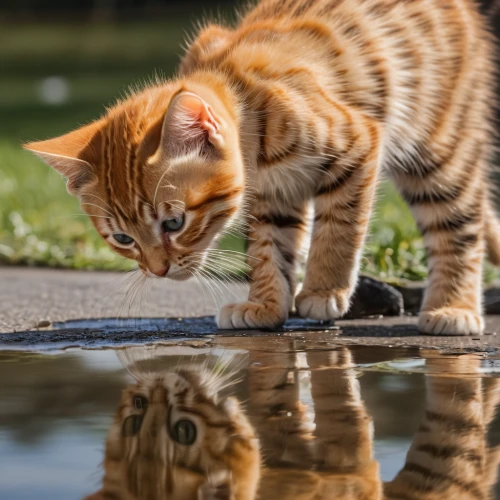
[25,0,499,334]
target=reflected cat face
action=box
[86,366,260,500]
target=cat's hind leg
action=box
[393,142,487,335]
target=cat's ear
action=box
[23,120,103,196]
[156,91,224,159]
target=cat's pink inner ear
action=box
[178,93,220,136]
[23,120,103,195]
[161,92,223,157]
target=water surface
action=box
[1,343,500,499]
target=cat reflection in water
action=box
[84,349,260,500]
[84,347,500,499]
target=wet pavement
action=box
[2,268,500,353]
[2,344,500,499]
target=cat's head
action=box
[24,81,245,279]
[89,365,260,500]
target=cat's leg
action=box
[247,347,315,466]
[307,348,379,480]
[295,121,381,321]
[217,200,308,329]
[394,148,487,335]
[385,357,488,499]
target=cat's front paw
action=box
[419,307,484,335]
[217,302,286,330]
[295,288,350,321]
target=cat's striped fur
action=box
[25,0,500,334]
[84,347,500,499]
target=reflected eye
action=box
[122,414,143,436]
[162,214,185,232]
[134,395,148,410]
[172,419,197,445]
[113,233,134,245]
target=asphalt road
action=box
[1,267,500,353]
[0,267,246,333]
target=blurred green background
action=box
[0,1,498,281]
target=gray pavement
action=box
[1,267,500,353]
[0,267,247,333]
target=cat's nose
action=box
[150,264,170,277]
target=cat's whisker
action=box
[56,214,113,220]
[105,268,139,292]
[204,262,250,276]
[136,273,151,319]
[117,269,145,321]
[190,258,251,281]
[207,249,260,261]
[80,202,114,217]
[167,199,186,207]
[203,254,252,271]
[81,193,112,209]
[127,277,143,319]
[197,264,241,305]
[197,267,230,303]
[193,268,222,308]
[203,252,251,266]
[191,255,250,280]
[203,261,251,280]
[161,183,177,191]
[153,168,171,211]
[198,266,244,299]
[189,270,210,309]
[202,265,246,283]
[119,274,138,321]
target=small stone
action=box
[36,320,51,328]
[345,276,404,319]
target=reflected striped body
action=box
[84,348,500,500]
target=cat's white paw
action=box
[217,302,286,330]
[295,289,350,321]
[418,308,484,335]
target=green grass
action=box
[364,182,427,282]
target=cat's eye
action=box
[162,214,185,233]
[113,233,134,245]
[122,414,143,436]
[172,419,197,445]
[134,395,148,410]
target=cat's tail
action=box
[485,200,500,266]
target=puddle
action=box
[1,344,500,499]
